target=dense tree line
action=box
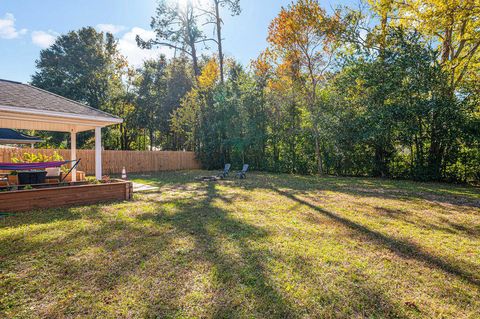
[31,0,479,183]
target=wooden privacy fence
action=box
[0,148,201,175]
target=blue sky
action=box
[0,0,356,83]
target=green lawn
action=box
[1,171,479,318]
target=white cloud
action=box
[0,13,27,39]
[118,27,172,67]
[31,30,57,48]
[96,24,126,35]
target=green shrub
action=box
[12,151,64,163]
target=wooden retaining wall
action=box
[0,180,133,212]
[0,148,201,175]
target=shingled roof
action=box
[0,79,121,121]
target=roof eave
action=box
[0,105,123,125]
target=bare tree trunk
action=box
[150,129,154,151]
[309,78,322,175]
[190,41,200,77]
[441,26,452,65]
[186,1,201,78]
[313,125,323,175]
[214,0,225,84]
[374,145,387,178]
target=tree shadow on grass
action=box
[285,253,410,318]
[137,173,479,316]
[137,182,412,318]
[0,205,101,229]
[272,188,480,288]
[368,206,480,240]
[0,205,104,263]
[132,170,480,210]
[0,203,197,317]
[2,172,477,317]
[138,183,296,318]
[439,217,480,238]
[241,173,480,210]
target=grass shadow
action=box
[272,187,480,288]
[138,183,297,317]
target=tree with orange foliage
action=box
[265,0,344,174]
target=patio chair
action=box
[45,167,62,183]
[236,164,249,179]
[217,163,231,179]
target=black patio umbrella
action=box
[0,128,44,146]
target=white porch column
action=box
[95,127,102,180]
[70,129,77,182]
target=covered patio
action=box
[0,79,122,181]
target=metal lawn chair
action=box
[236,164,249,179]
[218,163,231,179]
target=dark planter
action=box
[18,171,47,185]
